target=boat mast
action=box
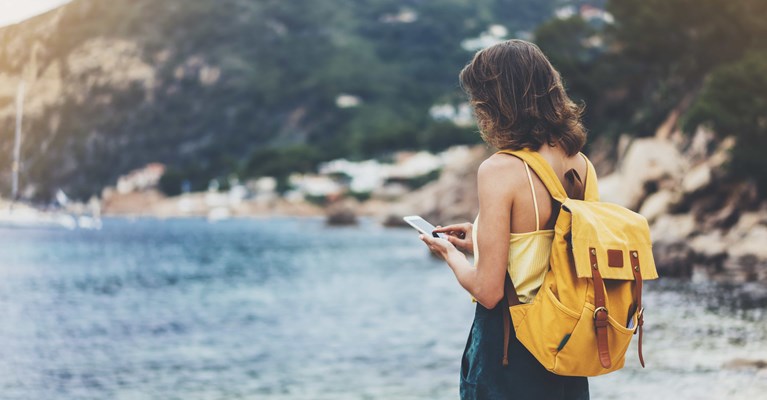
[12,81,24,201]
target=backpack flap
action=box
[563,199,658,281]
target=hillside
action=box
[3,0,765,202]
[0,0,559,200]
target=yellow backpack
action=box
[497,149,658,376]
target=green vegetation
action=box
[603,0,767,136]
[534,0,767,195]
[602,0,767,192]
[0,0,558,199]
[684,52,767,194]
[158,168,186,197]
[348,191,372,202]
[1,0,766,199]
[402,169,443,190]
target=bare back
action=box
[506,146,588,234]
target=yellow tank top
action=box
[472,160,554,304]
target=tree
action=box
[683,52,767,194]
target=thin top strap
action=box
[523,161,540,231]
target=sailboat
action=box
[0,81,96,230]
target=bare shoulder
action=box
[477,152,528,192]
[574,151,591,180]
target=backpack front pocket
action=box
[511,284,580,371]
[553,303,636,376]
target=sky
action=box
[0,0,70,27]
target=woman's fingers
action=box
[433,225,458,233]
[419,233,454,257]
[444,235,468,250]
[434,223,471,241]
[425,223,473,255]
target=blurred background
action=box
[0,0,766,399]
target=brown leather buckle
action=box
[593,306,608,320]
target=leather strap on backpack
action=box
[502,273,520,366]
[590,247,612,369]
[631,250,645,367]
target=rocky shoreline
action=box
[360,130,767,288]
[101,189,325,219]
[102,131,767,289]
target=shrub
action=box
[683,51,767,194]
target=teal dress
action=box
[460,301,590,399]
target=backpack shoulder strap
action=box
[496,149,600,203]
[496,149,568,203]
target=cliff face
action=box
[0,0,557,201]
[0,0,359,199]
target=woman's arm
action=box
[420,155,521,309]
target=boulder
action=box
[681,163,712,194]
[382,213,408,227]
[384,145,489,225]
[599,137,687,209]
[595,173,626,205]
[688,230,728,259]
[697,181,760,230]
[650,213,696,243]
[685,125,717,163]
[325,199,359,225]
[652,241,694,278]
[728,212,766,234]
[723,359,767,370]
[728,225,767,261]
[638,189,676,222]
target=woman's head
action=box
[459,39,586,156]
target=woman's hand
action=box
[433,223,474,254]
[419,234,459,262]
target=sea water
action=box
[0,217,764,399]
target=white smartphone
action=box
[403,215,446,239]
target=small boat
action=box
[77,215,103,230]
[0,204,76,230]
[0,81,99,230]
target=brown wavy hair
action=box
[458,39,587,156]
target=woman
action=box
[419,39,591,399]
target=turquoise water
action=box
[0,217,764,399]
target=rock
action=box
[723,358,767,370]
[681,163,712,194]
[652,241,694,278]
[697,181,760,230]
[378,203,413,227]
[617,134,633,161]
[382,145,490,225]
[639,189,676,222]
[594,173,624,205]
[584,136,618,177]
[708,136,735,169]
[371,182,409,200]
[685,125,717,163]
[650,214,696,243]
[688,230,728,259]
[720,255,763,283]
[599,137,687,209]
[382,213,408,227]
[730,211,766,233]
[325,199,358,225]
[654,107,681,140]
[728,225,767,261]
